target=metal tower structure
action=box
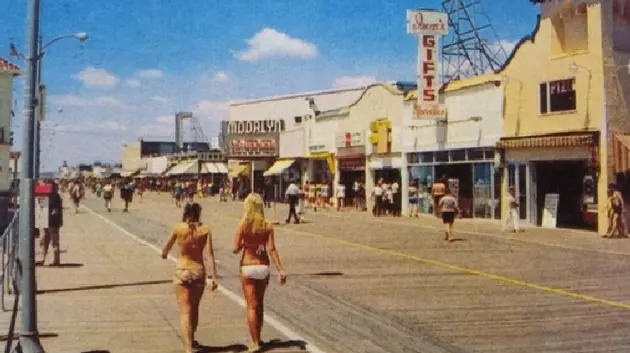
[175,112,211,152]
[441,0,509,82]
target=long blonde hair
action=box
[243,193,267,234]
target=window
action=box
[451,149,466,161]
[420,152,434,163]
[539,78,576,114]
[435,151,449,162]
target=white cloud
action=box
[49,94,124,107]
[72,67,119,88]
[135,69,164,79]
[490,40,518,56]
[332,75,378,88]
[234,28,318,62]
[192,100,229,121]
[151,96,169,103]
[53,120,128,133]
[125,79,141,87]
[135,115,174,138]
[212,71,229,82]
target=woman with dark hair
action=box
[161,203,219,353]
[437,187,459,242]
[233,193,287,352]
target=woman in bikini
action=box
[162,203,219,353]
[233,193,287,352]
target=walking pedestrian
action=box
[120,179,134,212]
[103,180,114,212]
[232,193,287,352]
[284,180,300,224]
[605,183,627,238]
[502,186,520,233]
[161,203,219,353]
[437,187,459,242]
[336,180,346,211]
[70,179,83,213]
[39,182,63,265]
[408,181,419,217]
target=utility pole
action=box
[33,36,42,181]
[18,0,46,351]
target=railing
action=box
[1,211,20,353]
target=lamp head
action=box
[569,62,579,74]
[73,32,89,42]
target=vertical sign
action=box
[406,9,449,120]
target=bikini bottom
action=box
[240,265,270,280]
[173,268,206,288]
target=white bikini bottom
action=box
[241,265,270,280]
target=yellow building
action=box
[494,0,630,234]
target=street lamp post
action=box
[15,0,87,349]
[18,0,45,352]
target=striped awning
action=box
[263,160,295,177]
[215,162,228,174]
[166,161,197,176]
[497,133,595,149]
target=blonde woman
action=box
[233,193,287,352]
[161,203,219,353]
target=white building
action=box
[228,86,368,194]
[402,74,505,219]
[0,58,20,192]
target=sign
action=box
[229,139,277,157]
[335,132,364,148]
[549,78,575,96]
[308,144,327,153]
[406,10,449,35]
[541,193,560,228]
[35,196,49,229]
[227,119,285,135]
[407,10,448,120]
[338,157,365,171]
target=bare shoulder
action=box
[198,223,211,235]
[172,222,188,234]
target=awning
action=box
[215,162,228,174]
[337,153,364,160]
[166,161,197,176]
[228,165,249,178]
[203,162,219,174]
[263,160,295,177]
[614,133,630,173]
[498,133,595,149]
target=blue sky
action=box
[2,0,539,172]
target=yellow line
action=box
[279,226,630,311]
[153,199,630,310]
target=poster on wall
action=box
[541,193,560,229]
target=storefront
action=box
[225,119,284,197]
[335,131,366,198]
[407,147,501,218]
[498,132,599,230]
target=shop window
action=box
[435,151,449,163]
[420,152,434,163]
[483,148,496,160]
[468,148,485,161]
[407,153,420,164]
[539,78,576,114]
[451,149,466,162]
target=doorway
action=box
[434,164,473,217]
[535,160,587,228]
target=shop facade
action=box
[335,132,366,207]
[402,76,505,218]
[496,0,630,234]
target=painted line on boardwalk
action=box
[83,205,327,353]
[274,225,630,311]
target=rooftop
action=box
[0,57,21,75]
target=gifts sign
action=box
[406,9,449,120]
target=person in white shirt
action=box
[102,182,114,212]
[284,181,301,224]
[336,182,346,211]
[353,181,360,210]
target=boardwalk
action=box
[4,193,630,353]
